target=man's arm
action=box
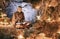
[12,14,16,26]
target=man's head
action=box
[17,6,22,12]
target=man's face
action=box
[17,7,22,12]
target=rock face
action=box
[0,0,5,9]
[49,0,58,7]
[10,0,23,2]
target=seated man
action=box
[12,6,24,25]
[12,6,30,28]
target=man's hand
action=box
[23,22,31,26]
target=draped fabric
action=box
[6,2,37,23]
[14,12,24,23]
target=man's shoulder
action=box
[14,12,24,15]
[15,11,19,13]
